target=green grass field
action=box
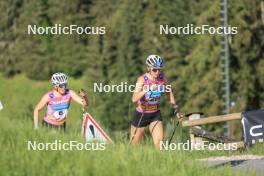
[0,74,263,176]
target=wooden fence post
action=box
[189,114,204,148]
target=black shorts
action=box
[42,120,66,132]
[131,110,162,127]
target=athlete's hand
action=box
[79,88,87,98]
[79,88,88,107]
[172,105,184,122]
[172,105,179,115]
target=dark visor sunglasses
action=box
[151,68,161,72]
[58,84,67,89]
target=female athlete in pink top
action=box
[131,55,182,149]
[34,73,88,130]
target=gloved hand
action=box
[172,105,179,115]
[172,105,184,121]
[79,88,88,107]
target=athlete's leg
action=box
[130,125,145,144]
[149,120,163,150]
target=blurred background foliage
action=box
[0,0,263,138]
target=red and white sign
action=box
[0,101,3,111]
[82,113,112,143]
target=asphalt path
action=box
[199,155,264,176]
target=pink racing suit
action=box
[43,90,72,126]
[136,73,165,113]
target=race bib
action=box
[53,109,68,120]
[145,91,161,103]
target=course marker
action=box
[82,113,112,143]
[0,101,3,111]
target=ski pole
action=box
[168,120,180,145]
[130,90,153,144]
[168,109,185,145]
[130,110,144,144]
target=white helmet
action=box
[51,73,68,85]
[146,55,164,69]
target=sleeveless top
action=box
[136,73,165,113]
[43,90,72,126]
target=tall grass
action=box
[0,74,261,176]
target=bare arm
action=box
[164,79,183,120]
[132,76,147,103]
[34,94,49,128]
[70,90,88,106]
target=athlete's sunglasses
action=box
[58,84,67,89]
[151,68,161,73]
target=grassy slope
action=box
[0,74,263,176]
